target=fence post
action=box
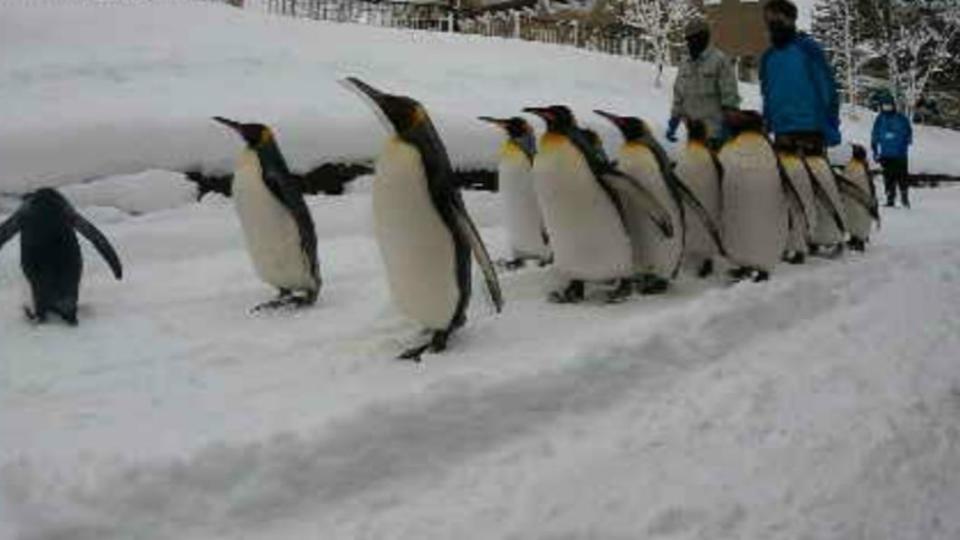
[513,11,520,39]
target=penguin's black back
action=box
[19,189,82,317]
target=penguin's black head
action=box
[724,110,765,136]
[593,110,648,142]
[341,77,427,137]
[851,144,868,162]
[213,117,274,149]
[686,119,708,143]
[523,105,576,133]
[478,116,533,140]
[24,188,72,218]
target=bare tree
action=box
[613,0,700,87]
[866,0,960,119]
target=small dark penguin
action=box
[0,188,122,324]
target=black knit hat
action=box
[764,0,798,20]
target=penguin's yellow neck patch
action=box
[540,132,567,150]
[623,140,650,151]
[258,129,273,147]
[500,140,526,159]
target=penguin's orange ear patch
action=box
[259,128,273,147]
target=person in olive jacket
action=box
[667,18,742,148]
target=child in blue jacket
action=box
[872,95,914,208]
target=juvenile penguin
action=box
[672,119,724,277]
[0,188,122,324]
[839,144,880,251]
[214,117,320,310]
[718,111,789,281]
[523,105,673,303]
[593,110,683,293]
[341,77,503,361]
[802,143,848,257]
[777,146,818,265]
[478,116,551,269]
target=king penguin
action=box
[523,105,674,303]
[801,142,848,257]
[478,116,551,269]
[594,111,726,292]
[839,144,880,251]
[671,119,724,278]
[341,77,503,361]
[0,188,122,324]
[213,117,321,310]
[777,145,818,265]
[717,111,790,282]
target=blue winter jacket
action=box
[760,33,842,146]
[871,111,912,159]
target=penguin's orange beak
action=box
[212,116,243,132]
[522,107,555,123]
[593,109,626,129]
[478,116,509,129]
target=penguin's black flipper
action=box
[451,204,504,313]
[775,159,813,244]
[259,147,321,287]
[72,212,123,280]
[835,173,880,222]
[671,178,728,257]
[0,208,23,250]
[602,172,675,239]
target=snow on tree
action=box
[610,0,701,87]
[812,0,871,112]
[863,0,960,119]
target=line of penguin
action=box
[0,78,880,361]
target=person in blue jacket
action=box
[871,94,914,208]
[759,0,841,156]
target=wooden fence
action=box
[249,0,673,62]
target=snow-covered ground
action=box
[3,3,960,540]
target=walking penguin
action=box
[341,77,503,361]
[213,117,321,311]
[478,115,551,269]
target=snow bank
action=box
[4,1,956,195]
[59,170,198,215]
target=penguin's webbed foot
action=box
[697,259,715,279]
[606,279,635,303]
[847,238,866,252]
[783,251,806,265]
[537,255,554,268]
[23,306,46,324]
[548,280,585,304]
[636,275,669,296]
[251,289,316,312]
[397,331,449,363]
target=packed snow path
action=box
[3,185,960,540]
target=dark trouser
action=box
[774,132,825,156]
[880,157,910,207]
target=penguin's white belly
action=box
[618,146,682,277]
[499,156,550,259]
[781,156,817,254]
[233,151,314,290]
[374,139,460,330]
[720,138,787,270]
[533,137,631,280]
[674,146,720,259]
[808,157,847,244]
[844,164,872,240]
